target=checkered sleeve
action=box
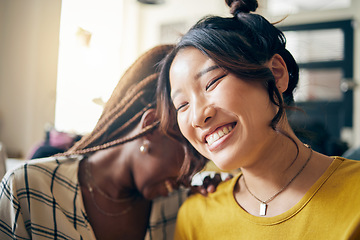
[0,168,30,239]
[0,157,94,240]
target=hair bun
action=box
[225,0,258,15]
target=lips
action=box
[205,123,235,146]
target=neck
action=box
[239,135,311,199]
[82,146,139,200]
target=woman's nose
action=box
[191,99,215,128]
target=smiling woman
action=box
[157,0,360,239]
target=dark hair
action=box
[157,0,299,174]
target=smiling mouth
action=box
[206,123,236,146]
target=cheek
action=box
[177,114,192,141]
[177,115,211,159]
[177,115,203,153]
[136,168,165,200]
[141,184,158,200]
[163,148,184,173]
[140,158,183,199]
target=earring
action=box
[140,140,150,154]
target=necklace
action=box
[85,159,134,203]
[84,158,135,217]
[243,145,312,216]
[87,182,134,217]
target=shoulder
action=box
[335,156,360,164]
[175,174,240,239]
[2,155,82,190]
[333,156,360,174]
[325,157,360,194]
[180,173,240,215]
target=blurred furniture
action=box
[0,142,7,180]
[28,127,82,159]
[0,143,25,180]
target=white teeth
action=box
[218,131,224,137]
[213,133,220,141]
[206,125,233,146]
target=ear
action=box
[269,54,289,93]
[140,108,157,129]
[139,108,160,141]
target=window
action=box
[280,20,354,154]
[55,0,124,134]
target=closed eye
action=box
[205,73,227,91]
[176,102,188,112]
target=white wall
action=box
[118,0,229,76]
[0,0,61,157]
[137,0,229,51]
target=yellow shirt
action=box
[175,157,360,240]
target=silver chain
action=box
[85,158,134,203]
[243,145,313,205]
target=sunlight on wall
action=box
[55,0,123,134]
[267,0,351,15]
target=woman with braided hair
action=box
[157,0,360,239]
[0,45,213,240]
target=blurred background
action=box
[0,0,359,166]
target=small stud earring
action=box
[165,180,174,194]
[140,140,150,154]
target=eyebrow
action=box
[195,65,220,79]
[171,65,220,101]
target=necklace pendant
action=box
[260,202,267,216]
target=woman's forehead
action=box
[171,48,216,78]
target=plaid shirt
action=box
[0,156,187,240]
